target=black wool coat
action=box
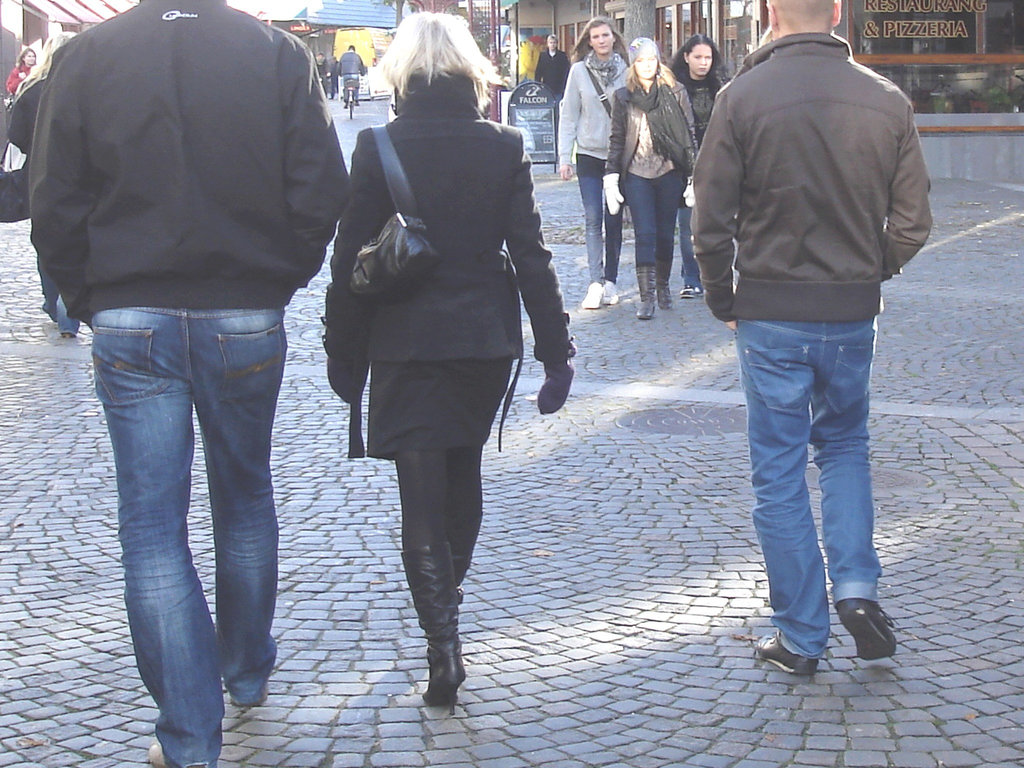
[324,75,571,367]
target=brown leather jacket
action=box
[605,82,697,178]
[692,34,932,323]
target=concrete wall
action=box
[920,134,1024,182]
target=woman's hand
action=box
[538,359,574,414]
[327,357,359,404]
[603,174,623,216]
[559,163,574,181]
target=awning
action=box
[25,0,80,24]
[26,0,121,24]
[48,0,105,23]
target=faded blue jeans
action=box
[91,307,286,768]
[39,264,79,336]
[736,319,881,659]
[576,153,622,284]
[676,206,702,289]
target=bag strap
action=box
[584,67,612,117]
[371,125,419,218]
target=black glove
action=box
[537,359,574,414]
[327,357,359,404]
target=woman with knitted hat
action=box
[604,37,697,319]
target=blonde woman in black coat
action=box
[323,12,575,710]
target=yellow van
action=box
[334,28,392,97]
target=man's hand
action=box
[559,163,574,181]
[725,320,737,331]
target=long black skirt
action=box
[366,357,514,460]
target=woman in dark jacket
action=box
[670,34,726,299]
[604,38,697,320]
[8,33,79,338]
[323,12,574,711]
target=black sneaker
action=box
[755,631,819,675]
[836,598,896,660]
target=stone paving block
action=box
[1,130,1024,767]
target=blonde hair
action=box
[17,32,75,98]
[381,12,501,114]
[625,59,676,92]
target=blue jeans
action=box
[91,307,286,768]
[623,170,683,267]
[38,263,80,336]
[577,153,622,284]
[736,319,881,659]
[676,206,702,288]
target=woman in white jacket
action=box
[557,17,628,310]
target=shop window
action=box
[850,0,1024,112]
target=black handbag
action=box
[0,143,29,223]
[350,126,440,298]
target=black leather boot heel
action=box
[402,543,465,711]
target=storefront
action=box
[511,0,1023,179]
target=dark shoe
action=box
[403,544,465,710]
[836,598,896,660]
[423,637,464,711]
[229,684,268,708]
[755,632,819,675]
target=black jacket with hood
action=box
[29,0,349,323]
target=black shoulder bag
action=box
[350,126,441,298]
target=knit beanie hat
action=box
[628,37,660,64]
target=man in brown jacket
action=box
[692,0,931,675]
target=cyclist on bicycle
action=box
[337,45,367,108]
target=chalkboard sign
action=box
[508,81,557,166]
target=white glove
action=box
[683,177,695,208]
[603,174,624,216]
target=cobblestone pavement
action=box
[1,97,1022,768]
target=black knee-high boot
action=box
[402,543,465,709]
[655,260,673,310]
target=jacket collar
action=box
[395,74,483,120]
[737,33,851,77]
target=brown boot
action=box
[655,260,673,310]
[636,266,656,320]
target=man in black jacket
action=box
[29,2,349,766]
[693,0,931,676]
[534,34,570,100]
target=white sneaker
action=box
[602,281,619,305]
[581,281,604,310]
[148,742,166,768]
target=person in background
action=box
[324,11,574,713]
[692,0,931,676]
[338,44,367,107]
[29,2,349,765]
[8,33,79,338]
[604,37,696,320]
[557,17,628,310]
[534,34,570,100]
[669,34,725,300]
[5,47,35,95]
[325,52,338,99]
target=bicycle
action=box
[342,75,360,119]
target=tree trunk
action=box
[624,0,656,45]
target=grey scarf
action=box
[584,51,626,88]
